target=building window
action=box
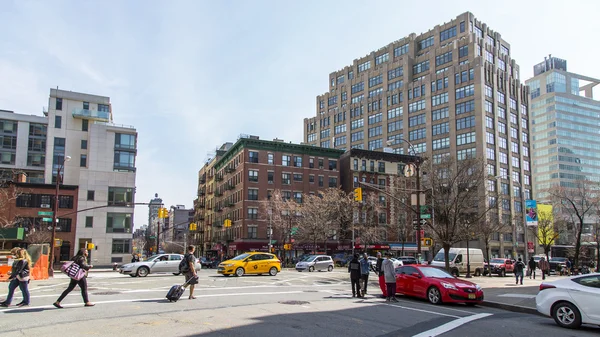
[267,153,274,165]
[79,154,87,167]
[248,170,258,182]
[114,151,135,171]
[309,158,314,168]
[108,187,133,206]
[294,156,302,167]
[248,151,259,163]
[282,155,291,166]
[82,119,89,132]
[309,175,314,183]
[378,162,385,173]
[85,216,93,228]
[267,171,274,183]
[112,239,131,254]
[55,115,62,129]
[81,139,88,149]
[318,176,324,187]
[440,26,457,42]
[282,173,291,185]
[248,189,258,200]
[248,226,257,239]
[329,177,338,187]
[87,190,95,201]
[394,44,409,57]
[247,208,258,220]
[106,213,132,233]
[55,98,62,110]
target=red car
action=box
[381,265,484,305]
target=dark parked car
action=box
[333,253,352,267]
[548,257,569,274]
[200,257,219,269]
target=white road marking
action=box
[0,290,306,313]
[412,313,493,337]
[497,294,536,299]
[386,303,461,319]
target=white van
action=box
[431,248,485,277]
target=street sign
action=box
[42,217,53,222]
[38,211,53,216]
[149,236,156,239]
[420,214,431,219]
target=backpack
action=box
[179,254,191,273]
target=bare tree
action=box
[474,211,510,277]
[422,156,492,271]
[294,192,334,254]
[354,192,385,246]
[0,179,29,229]
[24,227,52,245]
[547,180,600,268]
[259,191,299,259]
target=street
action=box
[0,269,598,337]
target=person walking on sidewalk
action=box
[514,258,525,285]
[0,248,31,307]
[53,249,94,308]
[348,254,362,298]
[183,245,198,299]
[375,252,386,298]
[359,253,370,296]
[539,257,550,280]
[382,252,397,302]
[528,257,537,279]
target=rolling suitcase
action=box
[166,276,194,302]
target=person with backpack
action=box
[514,257,525,285]
[0,248,31,307]
[180,245,198,299]
[359,253,370,296]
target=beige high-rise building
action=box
[303,12,532,259]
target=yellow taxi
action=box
[217,252,281,277]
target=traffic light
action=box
[421,238,433,247]
[158,207,168,218]
[283,244,292,250]
[87,243,95,250]
[189,223,197,231]
[54,238,62,247]
[223,219,231,227]
[353,187,362,202]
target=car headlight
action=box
[475,284,482,291]
[224,263,234,267]
[441,282,458,290]
[121,264,132,269]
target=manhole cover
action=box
[279,300,310,305]
[92,291,121,295]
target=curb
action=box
[480,300,542,316]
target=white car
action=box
[368,256,378,267]
[119,254,201,277]
[535,273,600,329]
[390,258,404,268]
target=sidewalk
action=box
[475,274,568,315]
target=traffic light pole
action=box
[416,162,422,263]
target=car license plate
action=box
[468,294,476,300]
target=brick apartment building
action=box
[0,180,78,261]
[195,136,343,258]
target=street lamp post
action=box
[465,221,472,278]
[49,155,71,277]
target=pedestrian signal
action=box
[353,187,362,202]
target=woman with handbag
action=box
[53,249,94,308]
[0,248,31,307]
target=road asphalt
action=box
[0,269,595,337]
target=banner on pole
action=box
[525,199,538,227]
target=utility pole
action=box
[415,161,422,262]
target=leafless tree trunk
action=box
[547,180,599,268]
[475,212,510,277]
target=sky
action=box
[1,0,599,229]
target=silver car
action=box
[295,255,334,272]
[119,254,201,277]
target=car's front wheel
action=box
[500,269,506,277]
[235,267,244,277]
[136,267,149,277]
[269,267,278,276]
[173,272,180,276]
[129,274,136,278]
[328,265,333,272]
[451,269,459,277]
[552,301,582,329]
[427,286,442,305]
[309,266,314,272]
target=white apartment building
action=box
[45,89,137,265]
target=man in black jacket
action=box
[348,254,362,298]
[528,257,536,279]
[375,252,386,298]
